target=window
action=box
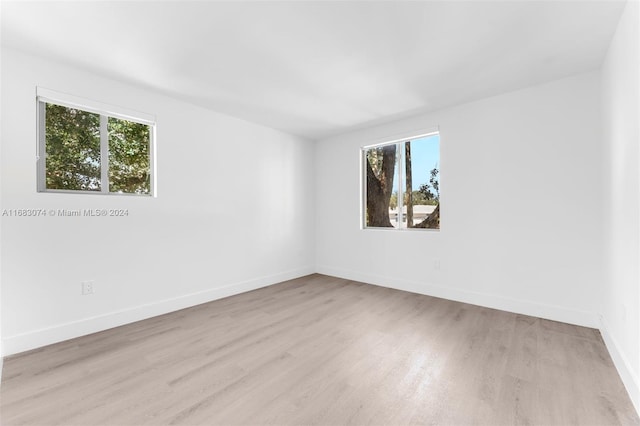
[37,88,155,195]
[362,132,440,230]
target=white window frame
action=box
[36,87,157,196]
[361,129,440,231]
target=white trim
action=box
[36,100,46,192]
[360,126,439,149]
[36,87,155,125]
[397,142,405,229]
[361,225,439,232]
[2,267,315,356]
[599,315,640,416]
[100,115,109,193]
[315,266,599,328]
[37,188,151,197]
[361,128,439,150]
[359,149,366,229]
[150,125,158,198]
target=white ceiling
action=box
[1,1,627,140]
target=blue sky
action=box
[409,134,439,191]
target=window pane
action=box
[108,117,151,194]
[45,104,101,191]
[364,144,399,228]
[403,135,440,229]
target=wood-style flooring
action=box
[1,274,638,425]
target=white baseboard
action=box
[2,266,315,357]
[315,265,599,328]
[599,315,640,416]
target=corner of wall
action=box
[0,185,3,381]
[599,315,640,414]
[599,0,640,417]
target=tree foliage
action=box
[108,117,150,194]
[418,167,439,202]
[45,104,101,191]
[391,191,438,209]
[44,104,150,194]
[415,167,440,229]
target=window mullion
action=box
[397,142,404,229]
[37,101,47,191]
[100,115,109,193]
[361,149,367,229]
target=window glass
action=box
[108,117,151,194]
[365,144,399,228]
[403,136,440,229]
[39,99,154,196]
[363,133,440,230]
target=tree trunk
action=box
[405,142,413,227]
[414,203,440,229]
[366,145,396,227]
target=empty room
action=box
[1,0,639,425]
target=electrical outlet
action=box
[81,281,94,295]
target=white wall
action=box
[316,71,603,328]
[0,48,315,356]
[0,44,3,376]
[601,0,640,412]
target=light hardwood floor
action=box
[1,274,638,425]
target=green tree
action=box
[45,104,101,191]
[415,167,440,229]
[108,117,150,194]
[389,192,396,210]
[366,144,440,229]
[44,104,150,194]
[410,190,436,206]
